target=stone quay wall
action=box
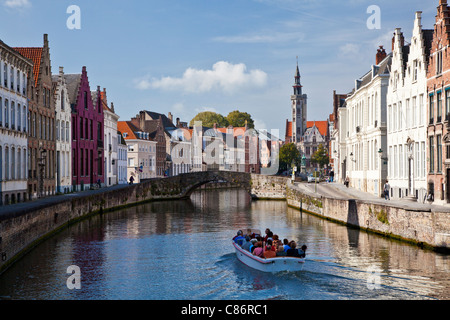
[285,181,450,251]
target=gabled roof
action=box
[143,111,176,128]
[63,74,82,105]
[307,121,328,137]
[13,47,42,87]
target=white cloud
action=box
[3,0,31,8]
[137,61,268,94]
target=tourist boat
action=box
[232,230,305,273]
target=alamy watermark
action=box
[66,5,81,30]
[66,265,81,290]
[367,5,381,30]
[366,265,382,290]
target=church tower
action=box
[291,60,307,143]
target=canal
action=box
[0,189,448,300]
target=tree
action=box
[311,144,329,170]
[189,111,229,128]
[279,143,301,172]
[226,110,255,128]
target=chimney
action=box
[213,123,217,129]
[110,102,115,113]
[376,46,387,65]
[176,117,180,127]
[59,66,64,75]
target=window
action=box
[4,99,8,127]
[84,91,88,109]
[11,101,15,129]
[412,97,417,127]
[421,142,426,178]
[437,92,442,122]
[413,59,418,82]
[446,89,450,120]
[437,135,442,173]
[10,67,13,90]
[61,90,65,110]
[0,97,2,126]
[398,101,403,130]
[437,50,443,75]
[3,62,7,87]
[429,94,434,124]
[430,136,434,173]
[56,120,60,140]
[17,104,21,131]
[16,70,20,93]
[80,118,83,139]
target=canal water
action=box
[0,189,448,300]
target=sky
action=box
[0,0,440,134]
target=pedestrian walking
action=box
[383,180,390,200]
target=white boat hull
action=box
[233,242,305,273]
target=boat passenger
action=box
[249,239,257,253]
[263,245,276,259]
[245,228,255,239]
[283,239,290,252]
[233,231,246,246]
[286,242,302,258]
[252,242,264,258]
[263,228,271,242]
[272,235,282,248]
[276,245,287,257]
[297,245,307,258]
[241,236,252,251]
[265,239,276,252]
[233,230,243,240]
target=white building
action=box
[386,14,431,202]
[53,67,72,194]
[341,47,391,196]
[99,89,119,187]
[117,131,128,185]
[0,40,31,205]
[118,121,156,183]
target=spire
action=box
[293,57,302,95]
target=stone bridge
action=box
[136,171,287,200]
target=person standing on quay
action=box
[384,180,390,200]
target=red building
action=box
[427,0,450,204]
[65,67,104,191]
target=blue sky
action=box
[0,0,439,133]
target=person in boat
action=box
[264,239,276,252]
[272,235,282,248]
[283,239,290,252]
[286,241,303,258]
[276,245,287,257]
[263,245,276,259]
[233,231,246,246]
[245,228,256,239]
[297,245,307,258]
[263,229,271,242]
[241,236,252,251]
[249,239,257,253]
[252,242,264,258]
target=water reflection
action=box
[0,189,448,300]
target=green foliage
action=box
[226,110,255,128]
[311,144,330,169]
[190,111,229,128]
[279,143,301,172]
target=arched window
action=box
[11,101,15,129]
[17,148,21,180]
[11,146,15,180]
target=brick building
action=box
[427,0,450,204]
[14,34,56,200]
[65,67,104,191]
